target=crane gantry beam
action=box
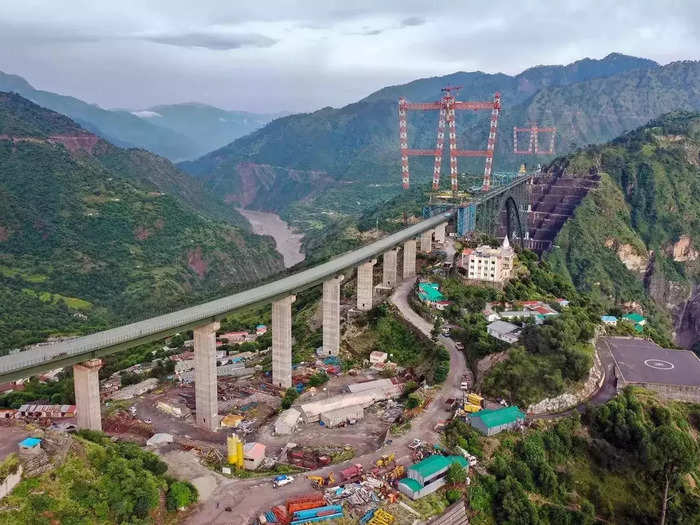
[399,88,501,192]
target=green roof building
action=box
[398,455,468,499]
[622,313,646,332]
[622,313,645,324]
[468,406,525,436]
[417,282,445,303]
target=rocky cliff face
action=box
[547,112,700,349]
[676,288,700,350]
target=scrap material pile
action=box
[259,493,344,525]
[286,446,332,469]
[102,411,152,437]
[325,482,380,506]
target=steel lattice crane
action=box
[398,87,501,192]
[513,124,556,155]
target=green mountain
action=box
[0,72,275,161]
[0,92,284,352]
[181,53,686,224]
[131,103,280,160]
[546,112,700,349]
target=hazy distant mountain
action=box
[130,102,282,160]
[0,71,278,161]
[182,53,696,221]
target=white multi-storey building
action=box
[460,237,515,283]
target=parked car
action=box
[273,475,294,488]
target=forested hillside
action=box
[181,55,699,235]
[547,112,700,348]
[0,93,284,352]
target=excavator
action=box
[306,471,335,489]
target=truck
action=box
[339,464,364,482]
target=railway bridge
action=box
[0,174,534,432]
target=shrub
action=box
[446,488,462,504]
[166,481,197,511]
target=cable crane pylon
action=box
[398,88,501,193]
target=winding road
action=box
[184,250,471,525]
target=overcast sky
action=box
[0,1,697,113]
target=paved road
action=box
[184,270,472,525]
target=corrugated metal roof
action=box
[472,406,524,428]
[409,455,467,479]
[398,478,422,492]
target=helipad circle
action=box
[644,359,674,370]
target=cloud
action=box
[131,110,162,118]
[400,16,425,27]
[145,31,277,50]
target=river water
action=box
[237,208,305,268]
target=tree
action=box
[431,315,444,342]
[648,425,698,525]
[167,481,197,511]
[406,393,421,410]
[281,387,299,409]
[446,462,467,485]
[446,488,462,504]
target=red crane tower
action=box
[513,124,556,155]
[398,88,501,192]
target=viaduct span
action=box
[0,212,453,431]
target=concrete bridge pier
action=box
[272,295,296,389]
[434,223,446,244]
[194,321,220,431]
[322,276,344,356]
[403,239,416,278]
[357,259,377,311]
[382,249,399,288]
[420,229,433,253]
[73,359,103,431]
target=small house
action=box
[398,455,468,499]
[418,282,445,306]
[486,320,521,343]
[243,442,266,470]
[601,315,618,326]
[369,351,388,364]
[18,437,41,456]
[468,406,525,436]
[622,313,646,332]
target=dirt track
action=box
[183,265,471,525]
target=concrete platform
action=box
[606,337,700,386]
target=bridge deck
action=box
[0,211,454,382]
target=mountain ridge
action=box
[0,92,284,351]
[0,72,277,161]
[180,56,699,239]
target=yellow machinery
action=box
[227,435,244,468]
[464,403,481,413]
[467,393,483,406]
[386,464,405,481]
[307,472,335,489]
[368,508,395,525]
[375,453,396,468]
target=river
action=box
[237,208,305,268]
